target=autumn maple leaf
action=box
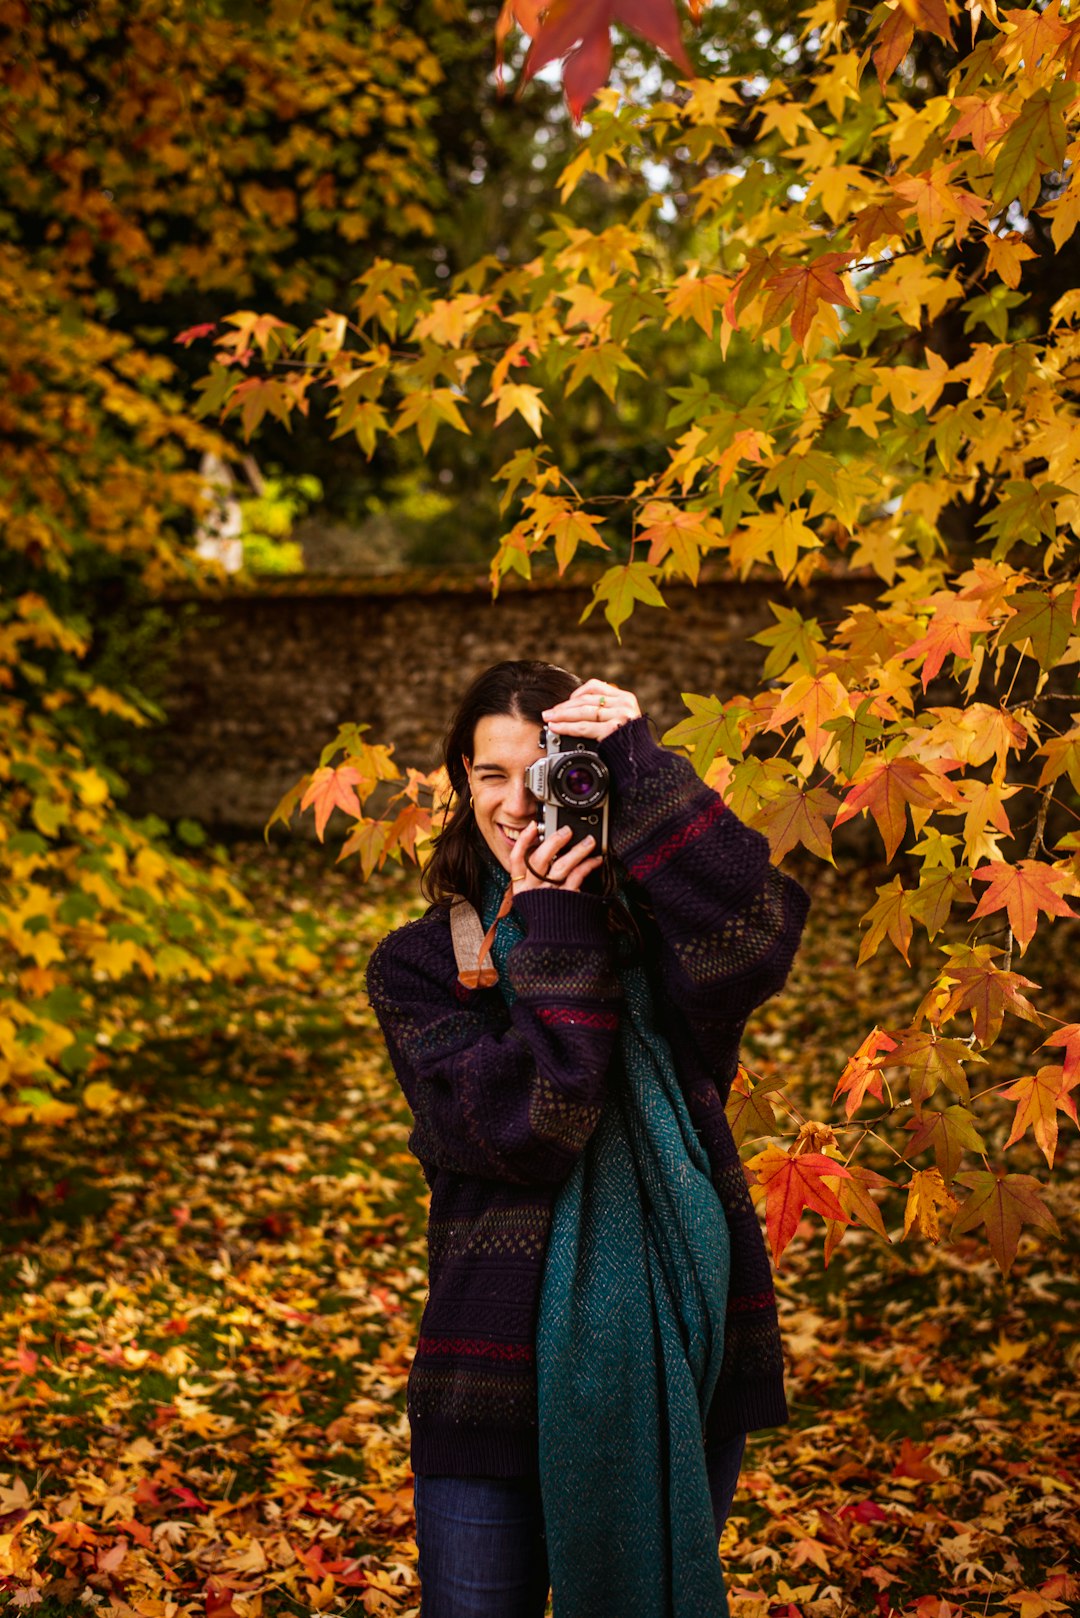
[902,1165,957,1243]
[891,161,989,248]
[174,321,217,346]
[760,253,856,346]
[300,765,363,842]
[971,859,1079,952]
[638,501,718,583]
[932,946,1043,1046]
[503,0,693,121]
[834,756,952,861]
[751,782,838,864]
[745,1145,853,1265]
[833,1027,898,1118]
[1001,1064,1077,1168]
[898,594,995,687]
[951,1168,1059,1278]
[903,1105,985,1181]
[874,5,914,90]
[1040,1022,1080,1084]
[888,1029,979,1111]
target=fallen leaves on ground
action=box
[0,847,1076,1616]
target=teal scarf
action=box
[481,868,731,1618]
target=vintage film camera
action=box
[524,727,610,859]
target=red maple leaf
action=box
[952,1167,1059,1277]
[746,1146,853,1265]
[204,1582,240,1618]
[504,0,693,121]
[174,321,217,346]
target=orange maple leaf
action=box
[750,783,838,864]
[337,816,391,877]
[891,1434,944,1481]
[949,93,1011,158]
[897,0,953,44]
[857,875,914,966]
[745,1146,853,1265]
[849,198,910,254]
[1040,1022,1080,1084]
[898,595,994,686]
[761,253,856,346]
[874,5,914,90]
[767,671,852,767]
[1002,1064,1078,1168]
[833,1027,898,1118]
[834,757,952,861]
[891,161,989,247]
[971,859,1079,952]
[638,501,716,583]
[300,766,363,842]
[997,2,1071,74]
[934,953,1042,1046]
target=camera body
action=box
[524,727,610,858]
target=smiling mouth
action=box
[497,823,530,845]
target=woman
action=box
[366,660,809,1618]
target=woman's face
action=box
[464,712,546,872]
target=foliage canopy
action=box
[198,0,1080,1275]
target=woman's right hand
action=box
[509,822,603,895]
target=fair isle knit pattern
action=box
[365,716,810,1478]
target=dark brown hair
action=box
[422,659,581,914]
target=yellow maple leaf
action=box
[83,1080,123,1114]
[903,1167,958,1242]
[89,939,142,978]
[412,293,488,347]
[985,231,1038,289]
[731,508,823,580]
[488,381,547,436]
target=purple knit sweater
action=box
[366,717,810,1478]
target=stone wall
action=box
[126,570,881,833]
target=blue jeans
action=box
[414,1432,747,1618]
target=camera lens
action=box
[549,751,609,810]
[563,764,598,799]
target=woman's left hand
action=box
[542,679,641,742]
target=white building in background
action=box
[194,450,263,573]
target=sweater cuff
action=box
[597,715,683,795]
[510,887,612,949]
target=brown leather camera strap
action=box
[450,883,514,989]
